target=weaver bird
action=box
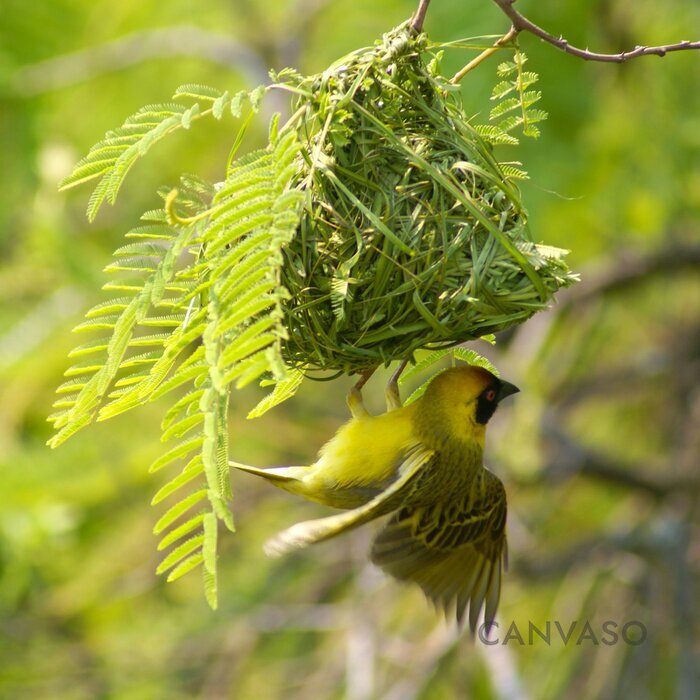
[231,363,518,631]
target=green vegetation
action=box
[1,1,699,698]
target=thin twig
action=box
[451,27,518,84]
[354,367,378,392]
[491,0,700,63]
[411,0,431,33]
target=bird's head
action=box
[414,365,519,448]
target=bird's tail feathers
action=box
[229,461,303,483]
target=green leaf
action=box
[491,80,515,100]
[451,347,500,376]
[483,50,547,142]
[400,347,500,406]
[151,458,204,505]
[156,535,205,575]
[249,85,266,111]
[149,437,205,473]
[59,84,255,220]
[166,552,204,582]
[173,84,225,101]
[247,368,305,418]
[474,124,519,146]
[489,97,520,119]
[496,61,516,76]
[157,513,206,551]
[161,412,205,442]
[153,489,208,535]
[400,348,455,383]
[403,369,447,406]
[212,90,230,120]
[230,90,247,118]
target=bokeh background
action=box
[1,1,699,698]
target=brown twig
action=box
[411,0,431,33]
[353,367,378,392]
[491,0,700,63]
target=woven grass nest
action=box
[279,25,576,373]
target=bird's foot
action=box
[346,366,377,418]
[385,359,408,411]
[346,386,369,418]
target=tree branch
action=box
[411,0,431,33]
[491,0,700,63]
[536,419,700,499]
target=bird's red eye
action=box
[485,389,496,402]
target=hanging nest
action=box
[278,24,576,373]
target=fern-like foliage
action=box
[475,50,548,178]
[60,84,266,221]
[49,87,303,607]
[490,51,547,138]
[47,183,208,446]
[247,368,305,419]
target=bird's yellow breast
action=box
[302,404,419,507]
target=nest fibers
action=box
[279,25,576,373]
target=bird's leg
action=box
[385,359,409,411]
[346,366,377,419]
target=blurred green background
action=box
[1,1,699,698]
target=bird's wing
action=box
[263,444,435,557]
[370,469,507,633]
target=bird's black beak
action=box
[497,380,520,402]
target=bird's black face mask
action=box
[475,380,520,425]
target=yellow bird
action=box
[230,363,519,631]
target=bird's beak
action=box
[497,380,520,402]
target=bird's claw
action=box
[347,386,370,418]
[346,367,377,418]
[385,383,401,411]
[385,359,408,411]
